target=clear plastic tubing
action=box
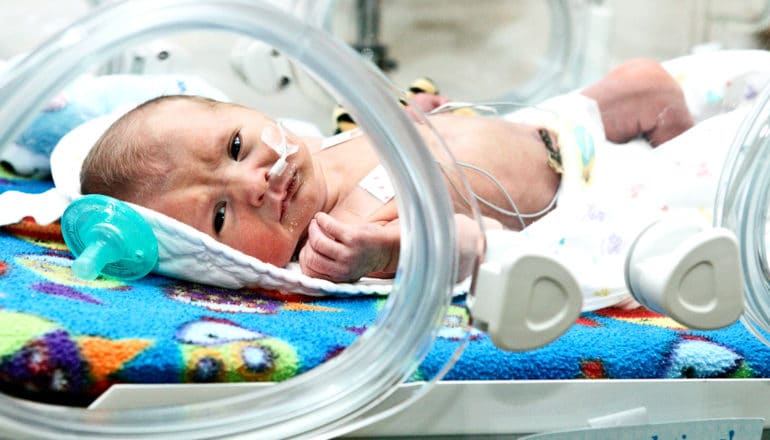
[0,0,459,438]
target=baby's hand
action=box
[298,213,397,282]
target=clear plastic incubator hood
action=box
[715,80,770,345]
[0,0,484,438]
[1,0,770,439]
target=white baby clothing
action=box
[504,91,752,309]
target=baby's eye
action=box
[230,133,242,160]
[214,203,226,234]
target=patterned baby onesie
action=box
[503,92,752,310]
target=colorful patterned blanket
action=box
[2,170,770,407]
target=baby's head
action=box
[81,95,326,267]
[80,95,184,202]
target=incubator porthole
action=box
[0,0,480,438]
[328,0,584,103]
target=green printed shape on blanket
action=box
[255,338,299,382]
[728,362,754,378]
[0,310,58,356]
[180,337,299,383]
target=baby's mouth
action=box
[280,169,300,222]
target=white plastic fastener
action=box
[470,230,583,352]
[624,213,744,330]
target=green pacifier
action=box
[61,194,158,281]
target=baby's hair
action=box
[80,94,219,202]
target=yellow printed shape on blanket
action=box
[0,310,58,356]
[17,254,125,289]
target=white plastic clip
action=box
[470,230,583,352]
[624,213,744,330]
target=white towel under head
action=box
[129,201,397,294]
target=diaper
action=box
[501,93,633,308]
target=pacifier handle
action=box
[62,194,158,281]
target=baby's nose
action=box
[232,167,270,207]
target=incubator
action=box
[0,1,483,437]
[0,0,769,438]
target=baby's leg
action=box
[581,58,694,147]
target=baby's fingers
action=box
[313,212,352,243]
[299,244,329,278]
[298,241,357,282]
[306,217,349,260]
[299,244,339,280]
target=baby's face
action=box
[141,99,326,266]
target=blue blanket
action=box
[1,169,770,406]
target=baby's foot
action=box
[582,58,694,147]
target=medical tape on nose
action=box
[263,121,298,177]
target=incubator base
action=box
[625,213,744,330]
[86,380,770,438]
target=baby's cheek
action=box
[231,227,290,266]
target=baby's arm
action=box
[298,212,400,282]
[581,58,694,146]
[298,212,489,283]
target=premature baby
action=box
[80,59,693,283]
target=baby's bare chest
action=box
[323,115,549,223]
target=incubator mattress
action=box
[1,172,770,406]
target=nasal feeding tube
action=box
[264,121,297,177]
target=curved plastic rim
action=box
[0,0,461,438]
[714,81,770,343]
